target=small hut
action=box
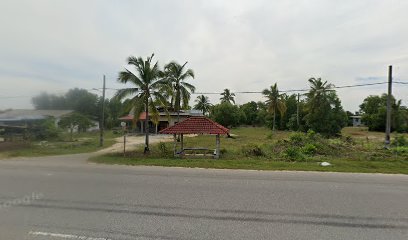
[159,116,229,159]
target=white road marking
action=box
[29,231,111,240]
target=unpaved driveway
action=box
[96,134,175,154]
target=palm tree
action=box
[262,83,287,131]
[220,89,235,104]
[307,77,333,106]
[115,54,167,153]
[194,95,212,115]
[163,61,195,123]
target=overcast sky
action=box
[0,0,407,112]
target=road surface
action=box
[0,154,407,239]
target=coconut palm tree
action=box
[194,95,212,115]
[306,77,333,107]
[163,61,195,123]
[220,89,235,104]
[262,83,287,131]
[115,54,167,153]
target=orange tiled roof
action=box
[159,116,229,135]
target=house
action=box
[0,109,74,141]
[119,108,203,134]
[0,109,74,127]
[350,115,364,127]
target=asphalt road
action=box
[0,154,407,240]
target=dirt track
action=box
[96,134,175,154]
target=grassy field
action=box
[0,131,117,159]
[90,127,408,174]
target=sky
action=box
[0,0,407,112]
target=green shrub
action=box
[392,146,408,154]
[392,135,407,147]
[283,147,306,161]
[289,132,305,145]
[301,144,317,155]
[242,144,264,157]
[158,142,169,156]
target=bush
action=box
[242,144,264,157]
[392,135,407,147]
[301,144,317,155]
[289,132,305,145]
[283,147,306,161]
[392,146,408,154]
[158,142,169,157]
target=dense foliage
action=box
[360,94,408,132]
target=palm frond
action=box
[114,88,140,100]
[118,69,143,86]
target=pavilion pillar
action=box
[215,134,220,159]
[141,121,144,134]
[180,134,184,151]
[155,123,158,134]
[173,134,177,156]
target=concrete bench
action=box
[179,147,216,157]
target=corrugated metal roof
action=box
[0,109,73,121]
[159,116,229,135]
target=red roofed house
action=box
[159,116,229,159]
[118,108,203,134]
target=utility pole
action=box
[297,93,300,130]
[385,65,392,148]
[99,75,106,147]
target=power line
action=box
[1,81,407,99]
[193,81,391,95]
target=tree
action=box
[65,88,99,118]
[262,83,287,131]
[220,89,235,104]
[32,92,66,110]
[58,113,94,141]
[163,61,195,122]
[278,94,298,130]
[194,95,212,115]
[32,89,99,119]
[360,94,407,132]
[240,101,259,126]
[115,54,167,153]
[105,98,125,129]
[305,78,347,136]
[210,102,242,127]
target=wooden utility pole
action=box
[99,75,106,147]
[385,65,392,148]
[296,93,300,129]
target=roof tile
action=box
[159,116,229,135]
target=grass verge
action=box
[90,127,408,174]
[0,131,117,159]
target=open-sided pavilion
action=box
[159,116,229,159]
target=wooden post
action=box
[180,134,184,151]
[173,134,177,156]
[215,134,220,159]
[155,123,158,134]
[385,65,392,148]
